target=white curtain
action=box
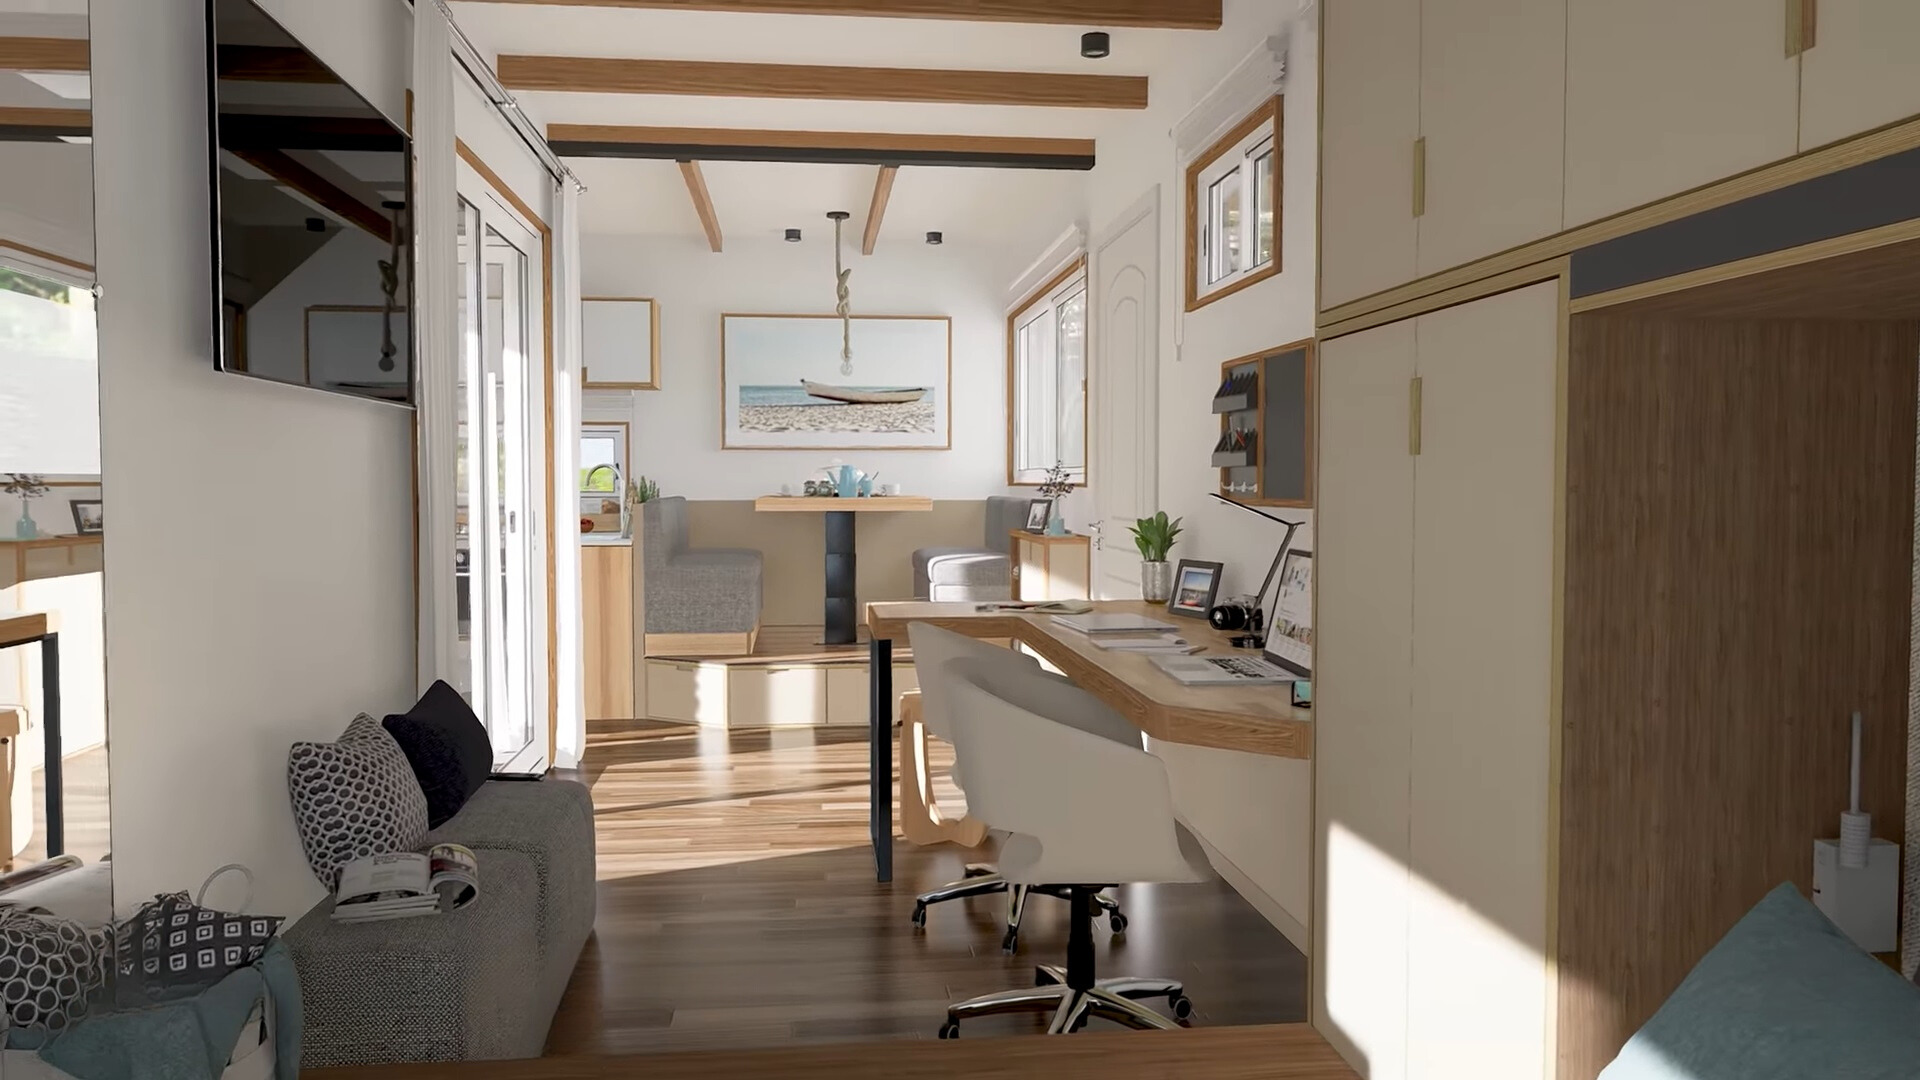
[551,180,586,768]
[413,2,460,692]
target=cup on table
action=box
[883,483,902,496]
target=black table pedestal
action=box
[868,635,893,882]
[824,510,857,646]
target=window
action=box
[1186,97,1280,310]
[1008,261,1087,486]
[579,421,627,506]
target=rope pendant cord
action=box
[831,211,853,375]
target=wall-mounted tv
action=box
[207,0,412,404]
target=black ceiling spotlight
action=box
[305,217,327,232]
[785,227,803,242]
[926,231,943,245]
[1081,31,1111,59]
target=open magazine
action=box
[332,843,479,923]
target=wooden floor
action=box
[317,1024,1357,1079]
[14,743,108,869]
[541,718,1310,1057]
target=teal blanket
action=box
[21,941,301,1080]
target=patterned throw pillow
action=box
[110,893,282,1007]
[0,906,110,1031]
[287,714,430,888]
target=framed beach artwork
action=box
[720,313,952,450]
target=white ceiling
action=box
[448,2,1233,249]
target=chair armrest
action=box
[970,660,1143,748]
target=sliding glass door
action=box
[454,173,546,772]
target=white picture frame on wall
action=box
[719,313,952,451]
[582,297,660,390]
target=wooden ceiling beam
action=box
[469,0,1221,29]
[0,37,87,72]
[678,160,723,252]
[861,165,896,255]
[547,124,1095,170]
[499,56,1148,109]
[0,106,90,140]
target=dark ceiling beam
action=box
[228,148,395,244]
[548,124,1095,170]
[499,55,1148,109]
[469,0,1220,28]
[0,106,90,142]
[216,45,337,84]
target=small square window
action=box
[1187,98,1281,310]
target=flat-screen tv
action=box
[207,0,412,403]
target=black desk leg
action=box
[40,632,62,859]
[869,635,893,883]
[824,511,857,647]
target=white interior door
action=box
[456,165,547,773]
[1087,188,1160,600]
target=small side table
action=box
[1011,531,1091,602]
[0,612,60,860]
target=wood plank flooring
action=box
[315,1024,1357,1079]
[16,743,108,869]
[542,718,1309,1057]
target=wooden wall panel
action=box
[1558,315,1918,1080]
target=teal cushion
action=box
[1601,882,1920,1079]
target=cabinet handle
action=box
[1409,376,1424,456]
[673,662,698,673]
[1786,0,1817,55]
[1412,137,1427,218]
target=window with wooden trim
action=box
[579,421,627,503]
[1186,97,1281,311]
[1007,261,1088,487]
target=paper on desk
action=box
[1088,636,1195,652]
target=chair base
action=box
[939,982,1190,1038]
[912,872,1126,953]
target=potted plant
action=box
[1129,511,1184,602]
[3,474,49,539]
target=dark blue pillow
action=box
[383,680,491,828]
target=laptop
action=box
[1149,652,1299,685]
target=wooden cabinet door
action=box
[1416,0,1567,276]
[1312,319,1417,1080]
[1799,0,1920,150]
[1320,0,1421,310]
[1406,281,1559,1079]
[1565,0,1800,226]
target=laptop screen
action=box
[1265,550,1313,678]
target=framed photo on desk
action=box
[1167,559,1223,618]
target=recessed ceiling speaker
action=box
[926,231,944,245]
[785,228,802,242]
[1081,31,1111,59]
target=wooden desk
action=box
[0,612,61,859]
[754,495,933,645]
[0,534,102,589]
[861,599,1313,881]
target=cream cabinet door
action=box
[1799,0,1920,151]
[1312,319,1417,1080]
[1406,281,1559,1079]
[1320,0,1421,310]
[1565,0,1800,226]
[1416,0,1566,276]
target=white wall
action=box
[243,229,405,385]
[0,141,94,271]
[582,233,1018,500]
[95,0,416,918]
[1084,0,1319,943]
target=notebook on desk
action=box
[1050,612,1180,635]
[1150,652,1297,685]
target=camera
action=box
[1208,597,1263,634]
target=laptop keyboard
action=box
[1205,656,1283,679]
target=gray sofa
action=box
[912,495,1031,602]
[285,778,596,1068]
[641,496,762,645]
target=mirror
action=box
[0,0,111,922]
[209,0,413,403]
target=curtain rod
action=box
[427,0,585,194]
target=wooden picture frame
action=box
[719,313,953,450]
[582,297,661,390]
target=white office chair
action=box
[907,623,1134,952]
[936,653,1211,1038]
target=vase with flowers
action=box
[2,474,49,539]
[1038,461,1074,536]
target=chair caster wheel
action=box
[911,903,927,929]
[1001,928,1020,954]
[1169,993,1193,1020]
[1035,965,1059,986]
[939,1021,960,1039]
[1109,912,1128,935]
